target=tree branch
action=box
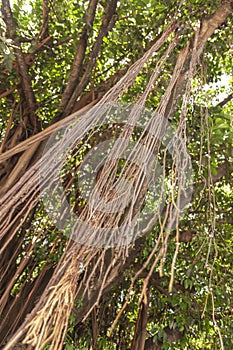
[0,86,16,99]
[1,0,37,128]
[60,0,99,111]
[63,0,118,117]
[198,1,233,54]
[217,91,233,107]
[38,0,50,40]
[130,285,150,350]
[164,1,233,120]
[0,99,99,164]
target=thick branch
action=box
[130,286,150,350]
[14,49,37,120]
[1,0,37,125]
[63,0,118,116]
[39,0,49,40]
[1,0,16,38]
[60,0,99,111]
[165,1,233,120]
[198,1,233,54]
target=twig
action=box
[217,91,233,107]
[0,86,16,99]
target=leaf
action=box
[211,164,218,176]
[66,345,74,350]
[184,279,189,289]
[155,3,166,12]
[4,53,15,71]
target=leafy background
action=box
[0,0,232,349]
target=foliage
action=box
[0,0,233,349]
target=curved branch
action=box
[198,1,233,54]
[0,86,16,99]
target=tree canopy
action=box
[0,0,233,349]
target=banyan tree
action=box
[0,1,233,349]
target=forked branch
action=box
[60,0,99,111]
[63,0,118,116]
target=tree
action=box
[0,0,233,349]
